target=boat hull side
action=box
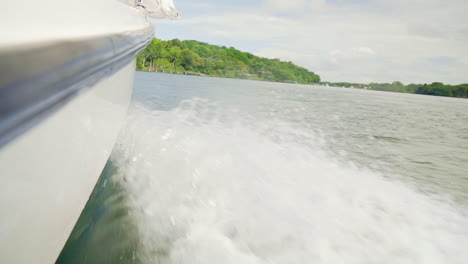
[0,61,135,264]
[0,26,153,148]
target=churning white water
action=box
[110,97,468,263]
[58,73,468,264]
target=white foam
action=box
[111,99,468,264]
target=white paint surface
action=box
[1,0,150,47]
[0,61,135,264]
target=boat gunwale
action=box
[0,24,154,148]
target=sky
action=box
[153,0,468,84]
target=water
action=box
[58,72,468,264]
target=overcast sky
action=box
[154,0,468,84]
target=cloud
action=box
[329,48,377,65]
[426,57,457,65]
[263,0,326,12]
[154,0,468,84]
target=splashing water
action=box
[106,99,468,264]
[58,73,468,264]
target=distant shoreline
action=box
[136,69,319,85]
[320,81,467,98]
[137,38,467,99]
[137,70,468,99]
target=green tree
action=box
[137,38,320,84]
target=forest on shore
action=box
[321,82,468,98]
[137,39,321,84]
[137,38,467,98]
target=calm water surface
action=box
[58,72,468,264]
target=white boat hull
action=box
[0,0,180,262]
[0,61,135,264]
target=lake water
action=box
[58,72,468,264]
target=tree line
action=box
[320,81,468,98]
[137,38,466,99]
[137,38,321,84]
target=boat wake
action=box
[107,99,468,264]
